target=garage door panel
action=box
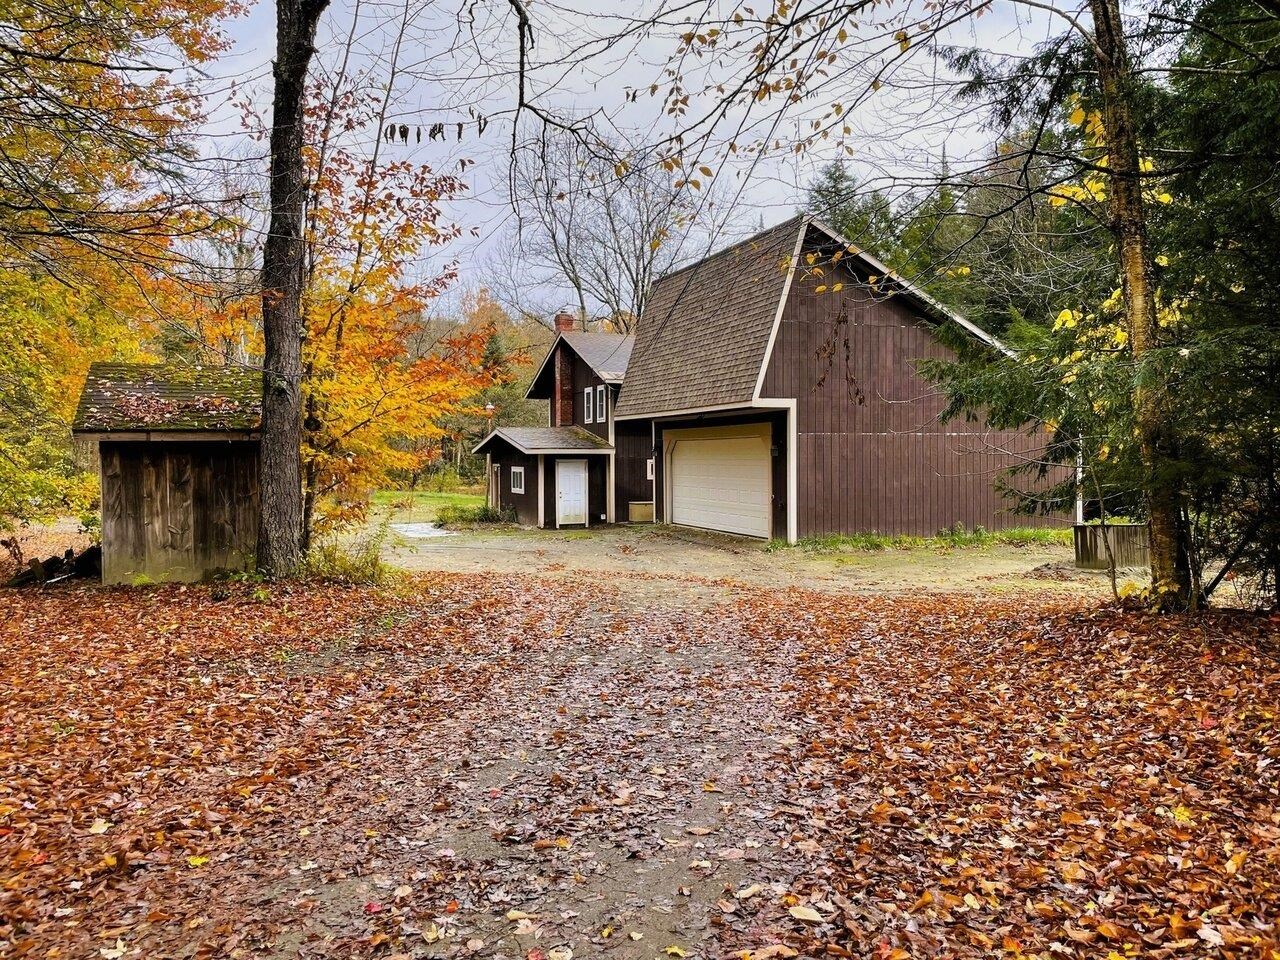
[670,432,771,538]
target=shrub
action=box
[434,502,515,526]
[301,520,399,585]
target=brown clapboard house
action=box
[476,215,1044,542]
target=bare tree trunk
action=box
[1087,0,1193,610]
[258,0,330,577]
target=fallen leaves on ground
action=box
[733,590,1280,959]
[1,575,1277,959]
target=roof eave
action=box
[473,428,613,456]
[472,428,506,455]
[614,400,762,421]
[73,428,261,442]
[524,333,564,401]
[803,216,1015,357]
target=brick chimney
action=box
[554,311,576,333]
[553,344,574,425]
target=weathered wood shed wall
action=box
[74,362,265,583]
[99,441,259,584]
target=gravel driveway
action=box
[383,522,1109,598]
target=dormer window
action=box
[596,385,606,423]
[583,387,594,423]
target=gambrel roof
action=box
[613,216,1009,420]
[613,218,802,418]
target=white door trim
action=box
[555,458,589,527]
[663,422,773,539]
[752,222,807,402]
[753,399,798,543]
[537,454,545,527]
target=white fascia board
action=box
[752,220,807,402]
[804,216,1015,358]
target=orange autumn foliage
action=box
[0,0,238,266]
[215,74,509,539]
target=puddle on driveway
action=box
[392,522,457,539]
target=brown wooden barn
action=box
[73,363,261,583]
[478,215,1054,541]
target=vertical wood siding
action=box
[492,448,541,526]
[761,261,1054,538]
[100,441,259,583]
[540,455,608,526]
[571,355,609,439]
[613,419,654,511]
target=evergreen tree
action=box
[1152,0,1280,603]
[920,0,1280,606]
[802,161,900,263]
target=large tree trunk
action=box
[258,0,330,577]
[1087,0,1193,610]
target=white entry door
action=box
[668,425,771,538]
[556,459,588,526]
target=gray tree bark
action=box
[1087,0,1193,609]
[258,0,330,576]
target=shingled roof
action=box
[73,362,262,434]
[613,216,1009,419]
[560,332,635,383]
[473,426,613,455]
[526,331,635,399]
[612,217,802,418]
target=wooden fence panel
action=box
[1073,523,1150,569]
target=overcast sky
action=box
[205,0,1062,312]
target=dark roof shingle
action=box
[73,362,261,433]
[614,217,802,418]
[526,332,636,400]
[473,426,613,455]
[559,332,635,383]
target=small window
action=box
[510,466,525,494]
[646,457,655,481]
[596,385,606,423]
[583,386,593,424]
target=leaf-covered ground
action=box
[2,574,1277,960]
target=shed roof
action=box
[527,332,635,399]
[73,362,261,435]
[473,426,613,456]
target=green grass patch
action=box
[772,525,1073,554]
[371,489,485,522]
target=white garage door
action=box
[669,427,771,538]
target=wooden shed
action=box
[72,363,261,584]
